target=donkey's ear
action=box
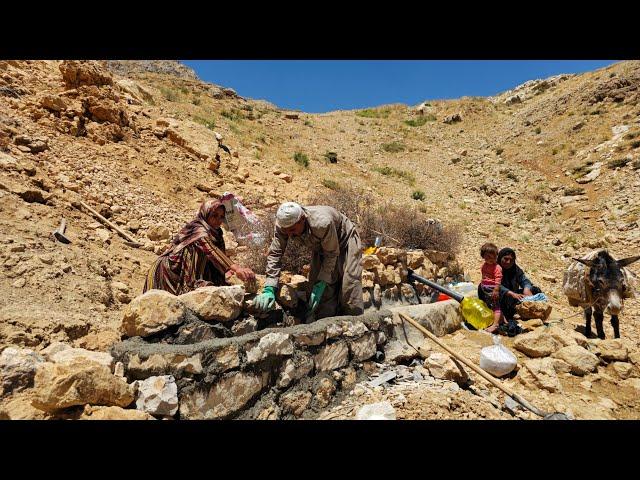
[573,258,595,267]
[618,255,640,267]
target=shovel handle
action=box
[397,311,547,418]
[76,200,141,246]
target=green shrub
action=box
[159,86,178,102]
[381,141,405,153]
[221,109,243,122]
[194,116,216,130]
[373,166,415,185]
[323,151,338,163]
[534,127,541,134]
[356,108,391,119]
[293,152,309,167]
[608,157,631,169]
[412,190,426,201]
[404,115,435,127]
[322,179,340,190]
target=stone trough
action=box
[110,300,463,419]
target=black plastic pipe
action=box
[407,268,464,303]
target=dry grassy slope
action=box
[1,60,640,418]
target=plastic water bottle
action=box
[460,297,495,330]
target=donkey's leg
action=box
[611,314,620,339]
[594,309,606,340]
[584,306,593,338]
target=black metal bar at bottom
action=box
[407,269,464,303]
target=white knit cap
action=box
[276,202,304,228]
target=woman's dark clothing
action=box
[495,247,541,320]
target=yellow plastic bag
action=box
[363,246,377,255]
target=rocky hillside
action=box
[1,59,639,419]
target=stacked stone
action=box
[360,247,465,310]
[112,311,396,420]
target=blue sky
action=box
[182,60,618,113]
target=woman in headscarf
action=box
[497,247,542,322]
[143,198,256,295]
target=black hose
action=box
[407,269,464,303]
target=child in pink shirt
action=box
[479,242,504,333]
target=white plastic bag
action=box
[355,401,396,420]
[219,192,266,247]
[480,336,517,377]
[449,282,477,297]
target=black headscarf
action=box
[497,247,523,292]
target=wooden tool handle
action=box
[77,200,141,245]
[398,312,546,417]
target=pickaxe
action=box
[52,218,71,244]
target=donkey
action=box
[571,251,639,339]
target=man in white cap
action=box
[254,202,364,320]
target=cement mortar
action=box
[110,304,461,419]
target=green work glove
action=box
[308,281,327,313]
[254,286,276,312]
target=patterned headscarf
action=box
[163,199,225,255]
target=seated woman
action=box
[497,247,542,323]
[143,198,256,295]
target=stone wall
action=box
[110,301,464,420]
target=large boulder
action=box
[384,340,419,364]
[121,290,188,337]
[595,339,629,362]
[277,354,315,388]
[314,341,349,372]
[0,391,51,420]
[518,358,563,393]
[513,331,563,358]
[41,342,113,369]
[40,94,68,112]
[135,375,179,417]
[611,362,639,380]
[179,371,269,419]
[246,333,294,364]
[552,345,600,376]
[59,60,113,88]
[425,352,469,384]
[125,352,206,379]
[80,405,155,420]
[280,390,312,417]
[277,284,299,309]
[348,332,377,362]
[0,347,45,396]
[74,330,121,351]
[361,255,382,270]
[146,226,172,241]
[375,247,406,266]
[178,286,244,322]
[406,250,427,269]
[314,377,337,408]
[546,325,589,348]
[31,360,134,412]
[516,301,552,320]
